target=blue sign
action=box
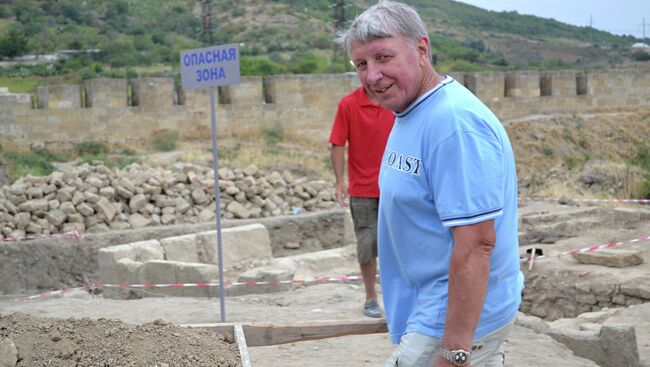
[180,43,240,90]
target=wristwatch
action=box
[440,348,471,366]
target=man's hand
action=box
[434,355,469,367]
[335,182,350,207]
[330,144,349,206]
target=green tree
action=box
[0,27,29,58]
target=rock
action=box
[46,209,67,226]
[268,171,286,187]
[26,186,43,199]
[226,201,250,219]
[548,324,640,367]
[76,203,95,217]
[62,222,85,232]
[0,338,18,367]
[284,242,301,250]
[198,208,215,222]
[515,312,550,334]
[95,197,117,222]
[7,183,26,196]
[99,186,115,199]
[129,194,148,212]
[17,199,49,213]
[620,277,650,300]
[175,197,192,214]
[191,188,209,205]
[572,249,643,268]
[128,213,152,229]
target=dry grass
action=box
[508,111,650,199]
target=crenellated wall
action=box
[0,69,648,150]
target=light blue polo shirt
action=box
[378,76,523,344]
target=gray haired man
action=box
[337,1,523,366]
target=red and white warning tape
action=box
[521,197,650,204]
[15,233,650,301]
[522,235,650,262]
[0,231,83,242]
[16,286,89,301]
[15,275,364,302]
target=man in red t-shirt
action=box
[329,86,394,318]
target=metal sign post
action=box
[180,43,240,322]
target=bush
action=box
[4,150,55,180]
[261,125,284,146]
[542,146,555,157]
[631,50,650,62]
[77,141,108,156]
[631,145,650,170]
[153,131,178,152]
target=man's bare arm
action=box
[436,219,496,366]
[330,144,349,207]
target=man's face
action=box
[351,34,428,113]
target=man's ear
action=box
[417,36,430,58]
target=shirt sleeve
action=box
[329,98,350,147]
[430,127,505,228]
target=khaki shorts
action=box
[350,196,379,265]
[384,318,514,367]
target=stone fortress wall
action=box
[0,69,649,150]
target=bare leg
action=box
[360,258,377,302]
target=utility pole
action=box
[201,0,213,45]
[643,18,647,41]
[331,0,347,60]
[588,14,593,45]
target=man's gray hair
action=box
[336,0,429,55]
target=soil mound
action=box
[0,313,241,367]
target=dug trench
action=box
[2,111,650,366]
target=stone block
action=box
[195,223,272,271]
[505,71,540,98]
[175,262,220,297]
[97,243,138,299]
[159,234,199,263]
[138,260,180,297]
[620,277,650,300]
[103,258,144,299]
[548,324,639,367]
[464,72,505,103]
[130,240,164,262]
[572,249,643,268]
[37,84,81,109]
[131,78,174,113]
[227,265,296,296]
[84,78,127,108]
[515,312,550,334]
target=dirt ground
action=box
[2,111,650,366]
[0,278,602,367]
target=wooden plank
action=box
[187,319,388,347]
[234,324,253,367]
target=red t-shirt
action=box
[329,87,395,198]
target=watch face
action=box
[453,351,469,365]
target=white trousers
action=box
[384,318,514,367]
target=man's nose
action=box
[366,62,383,84]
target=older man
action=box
[337,1,523,366]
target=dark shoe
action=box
[363,299,381,318]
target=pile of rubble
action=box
[0,162,337,238]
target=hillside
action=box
[0,0,643,86]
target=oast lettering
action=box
[385,150,422,175]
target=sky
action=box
[455,0,649,39]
